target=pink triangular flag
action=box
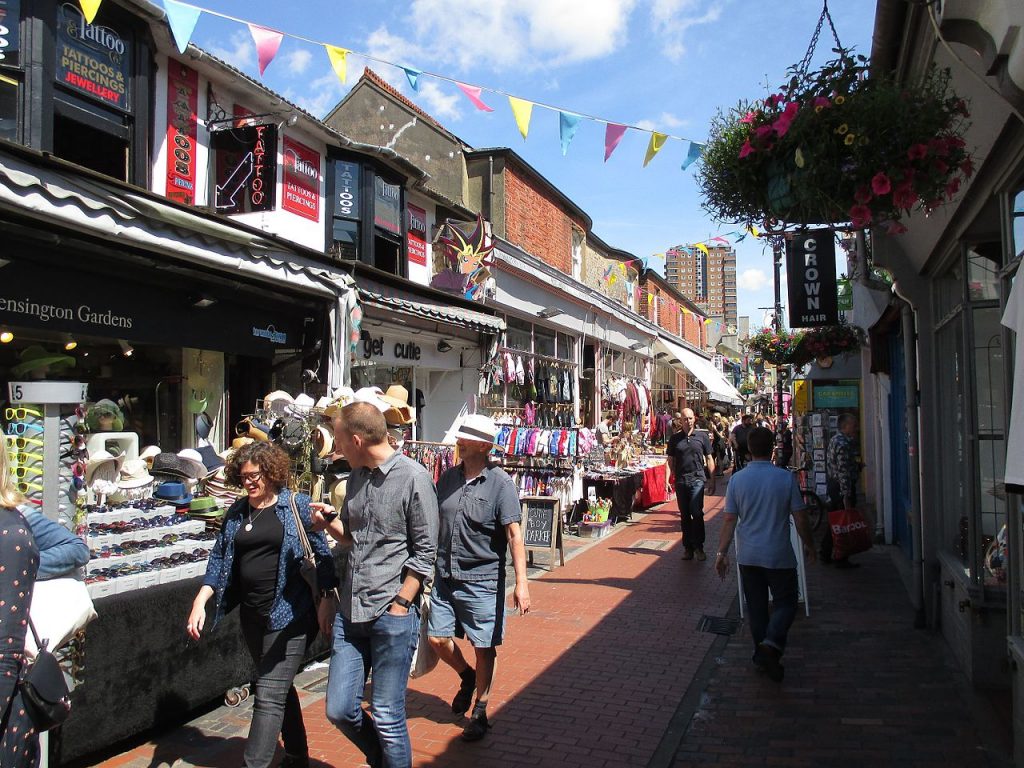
[604,123,628,162]
[248,23,283,77]
[456,82,494,112]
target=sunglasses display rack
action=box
[245,399,328,499]
[85,501,214,599]
[5,380,90,531]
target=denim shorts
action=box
[427,576,506,648]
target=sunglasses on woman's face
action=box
[5,407,42,421]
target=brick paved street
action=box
[81,477,1011,768]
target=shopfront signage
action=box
[407,204,427,267]
[813,385,859,409]
[355,331,460,370]
[56,1,131,111]
[334,160,360,219]
[836,277,852,311]
[0,0,21,66]
[374,176,401,235]
[786,230,839,328]
[282,137,320,222]
[211,123,277,214]
[165,59,198,206]
[251,325,288,345]
[522,496,564,568]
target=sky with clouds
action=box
[192,0,877,329]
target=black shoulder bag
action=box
[21,616,72,731]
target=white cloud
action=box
[737,268,769,291]
[648,0,723,63]
[635,112,689,132]
[283,49,313,76]
[207,30,255,72]
[416,81,463,122]
[285,68,349,118]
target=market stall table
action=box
[638,462,671,508]
[582,469,643,523]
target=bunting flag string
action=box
[153,0,710,169]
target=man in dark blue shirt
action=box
[667,408,715,561]
[427,414,531,742]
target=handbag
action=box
[21,615,72,732]
[410,587,438,679]
[289,492,320,602]
[26,577,97,659]
[828,507,873,560]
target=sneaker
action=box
[680,549,694,561]
[695,549,707,562]
[754,643,784,682]
[451,668,476,714]
[461,711,490,742]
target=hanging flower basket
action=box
[743,328,804,366]
[696,48,973,233]
[796,322,865,361]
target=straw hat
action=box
[86,450,126,484]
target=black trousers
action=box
[239,607,317,767]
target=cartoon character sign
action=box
[429,214,494,301]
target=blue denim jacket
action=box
[203,489,339,631]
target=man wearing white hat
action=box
[426,414,531,742]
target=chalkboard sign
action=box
[522,496,564,569]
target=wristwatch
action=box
[392,595,413,609]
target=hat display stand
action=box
[247,397,327,499]
[7,381,89,528]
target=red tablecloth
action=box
[639,463,670,507]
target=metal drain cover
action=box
[697,615,742,635]
[629,539,671,551]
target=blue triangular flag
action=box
[163,0,202,55]
[402,66,421,91]
[681,141,704,171]
[559,111,581,156]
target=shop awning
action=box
[357,282,505,335]
[655,335,744,405]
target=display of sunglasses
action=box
[6,436,43,450]
[11,465,43,479]
[5,407,42,421]
[16,480,43,493]
[7,423,43,435]
[9,449,44,464]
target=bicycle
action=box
[789,462,827,532]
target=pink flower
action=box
[892,181,918,209]
[871,172,892,196]
[886,221,908,235]
[849,204,873,229]
[945,177,961,199]
[740,111,757,125]
[960,158,975,178]
[854,185,873,204]
[766,94,786,108]
[907,143,928,161]
[933,159,949,175]
[739,140,755,159]
[929,137,950,157]
[772,102,800,138]
[754,124,775,140]
[812,96,831,109]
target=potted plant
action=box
[743,328,804,366]
[697,49,973,233]
[797,322,865,364]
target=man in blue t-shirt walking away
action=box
[714,427,816,682]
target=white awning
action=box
[655,335,744,405]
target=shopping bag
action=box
[828,508,873,560]
[26,577,97,659]
[410,590,438,678]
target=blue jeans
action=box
[740,565,799,654]
[325,607,420,768]
[675,478,706,550]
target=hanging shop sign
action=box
[164,59,198,206]
[407,204,427,267]
[374,176,401,235]
[211,123,277,214]
[0,0,21,67]
[334,160,360,219]
[0,258,310,358]
[56,1,131,111]
[355,330,460,370]
[812,384,859,409]
[785,229,839,328]
[282,136,320,222]
[836,277,852,311]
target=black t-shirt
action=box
[667,429,712,477]
[233,502,284,616]
[732,424,751,452]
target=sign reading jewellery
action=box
[56,2,131,111]
[785,229,839,328]
[211,123,278,214]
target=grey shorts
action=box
[427,576,506,648]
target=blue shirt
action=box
[724,460,806,569]
[20,506,89,580]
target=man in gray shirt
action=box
[313,401,438,768]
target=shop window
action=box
[331,158,361,260]
[53,112,129,180]
[968,244,1001,301]
[373,232,402,276]
[534,327,555,357]
[556,332,574,361]
[331,218,359,261]
[0,73,17,141]
[506,317,532,352]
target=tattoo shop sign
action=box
[56,2,131,111]
[165,59,198,206]
[282,136,321,222]
[211,123,277,214]
[786,229,839,328]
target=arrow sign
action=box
[215,151,254,209]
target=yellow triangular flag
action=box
[508,96,533,140]
[609,274,618,286]
[748,225,760,238]
[643,132,667,167]
[79,0,102,23]
[695,242,709,256]
[325,45,349,84]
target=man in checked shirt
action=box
[821,413,862,569]
[312,401,438,768]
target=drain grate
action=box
[629,539,671,551]
[696,615,742,635]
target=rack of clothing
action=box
[403,440,456,483]
[494,425,577,457]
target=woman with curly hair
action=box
[187,442,338,768]
[0,438,40,767]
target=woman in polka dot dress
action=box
[0,443,40,768]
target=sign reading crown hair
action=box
[785,230,839,328]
